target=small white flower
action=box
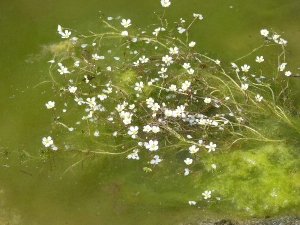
[134,81,144,92]
[106,66,112,71]
[145,140,159,151]
[68,86,77,93]
[205,142,216,152]
[143,125,152,132]
[182,63,191,69]
[181,80,191,91]
[188,201,196,205]
[42,136,53,147]
[241,64,250,72]
[184,158,193,165]
[152,126,160,133]
[146,97,155,107]
[127,149,139,160]
[153,27,161,36]
[168,84,177,92]
[202,190,211,199]
[139,55,149,63]
[204,97,211,104]
[121,31,128,36]
[177,27,186,34]
[215,59,220,65]
[184,168,190,176]
[58,65,70,75]
[169,47,179,55]
[187,68,194,74]
[161,0,171,7]
[241,83,249,91]
[193,13,203,20]
[74,61,80,67]
[121,19,131,28]
[260,29,269,37]
[128,126,139,138]
[189,145,199,154]
[150,155,162,164]
[98,93,107,101]
[151,103,160,111]
[255,94,263,102]
[285,71,292,77]
[279,63,287,71]
[46,101,55,109]
[211,164,216,169]
[94,131,100,137]
[189,41,196,47]
[255,56,264,63]
[162,55,173,66]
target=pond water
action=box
[1,0,300,224]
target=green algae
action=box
[196,142,300,217]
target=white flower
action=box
[260,29,269,37]
[150,155,162,164]
[188,201,196,205]
[279,63,287,71]
[169,47,179,55]
[42,136,53,147]
[127,149,139,160]
[106,66,111,71]
[161,0,171,7]
[202,190,211,199]
[158,67,167,74]
[189,145,199,154]
[231,63,238,68]
[241,83,249,91]
[168,84,177,92]
[143,125,152,132]
[205,142,216,152]
[152,126,160,133]
[255,56,264,63]
[58,65,70,75]
[146,97,155,107]
[193,13,203,20]
[134,81,144,92]
[153,27,161,36]
[139,55,149,63]
[68,86,77,93]
[211,164,216,169]
[182,63,191,69]
[128,126,139,138]
[98,93,107,101]
[255,94,263,102]
[94,131,100,137]
[184,158,193,165]
[215,59,220,65]
[45,101,55,109]
[74,61,80,67]
[121,31,128,36]
[59,29,71,39]
[189,41,196,47]
[285,71,292,77]
[184,168,190,176]
[121,19,131,28]
[145,140,159,151]
[204,97,211,104]
[177,27,186,34]
[187,68,194,74]
[151,103,160,111]
[162,55,173,66]
[181,80,191,91]
[241,64,250,72]
[164,109,173,117]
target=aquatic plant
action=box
[38,0,300,217]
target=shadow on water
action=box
[1,0,300,224]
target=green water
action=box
[1,0,300,224]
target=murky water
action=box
[1,0,300,224]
